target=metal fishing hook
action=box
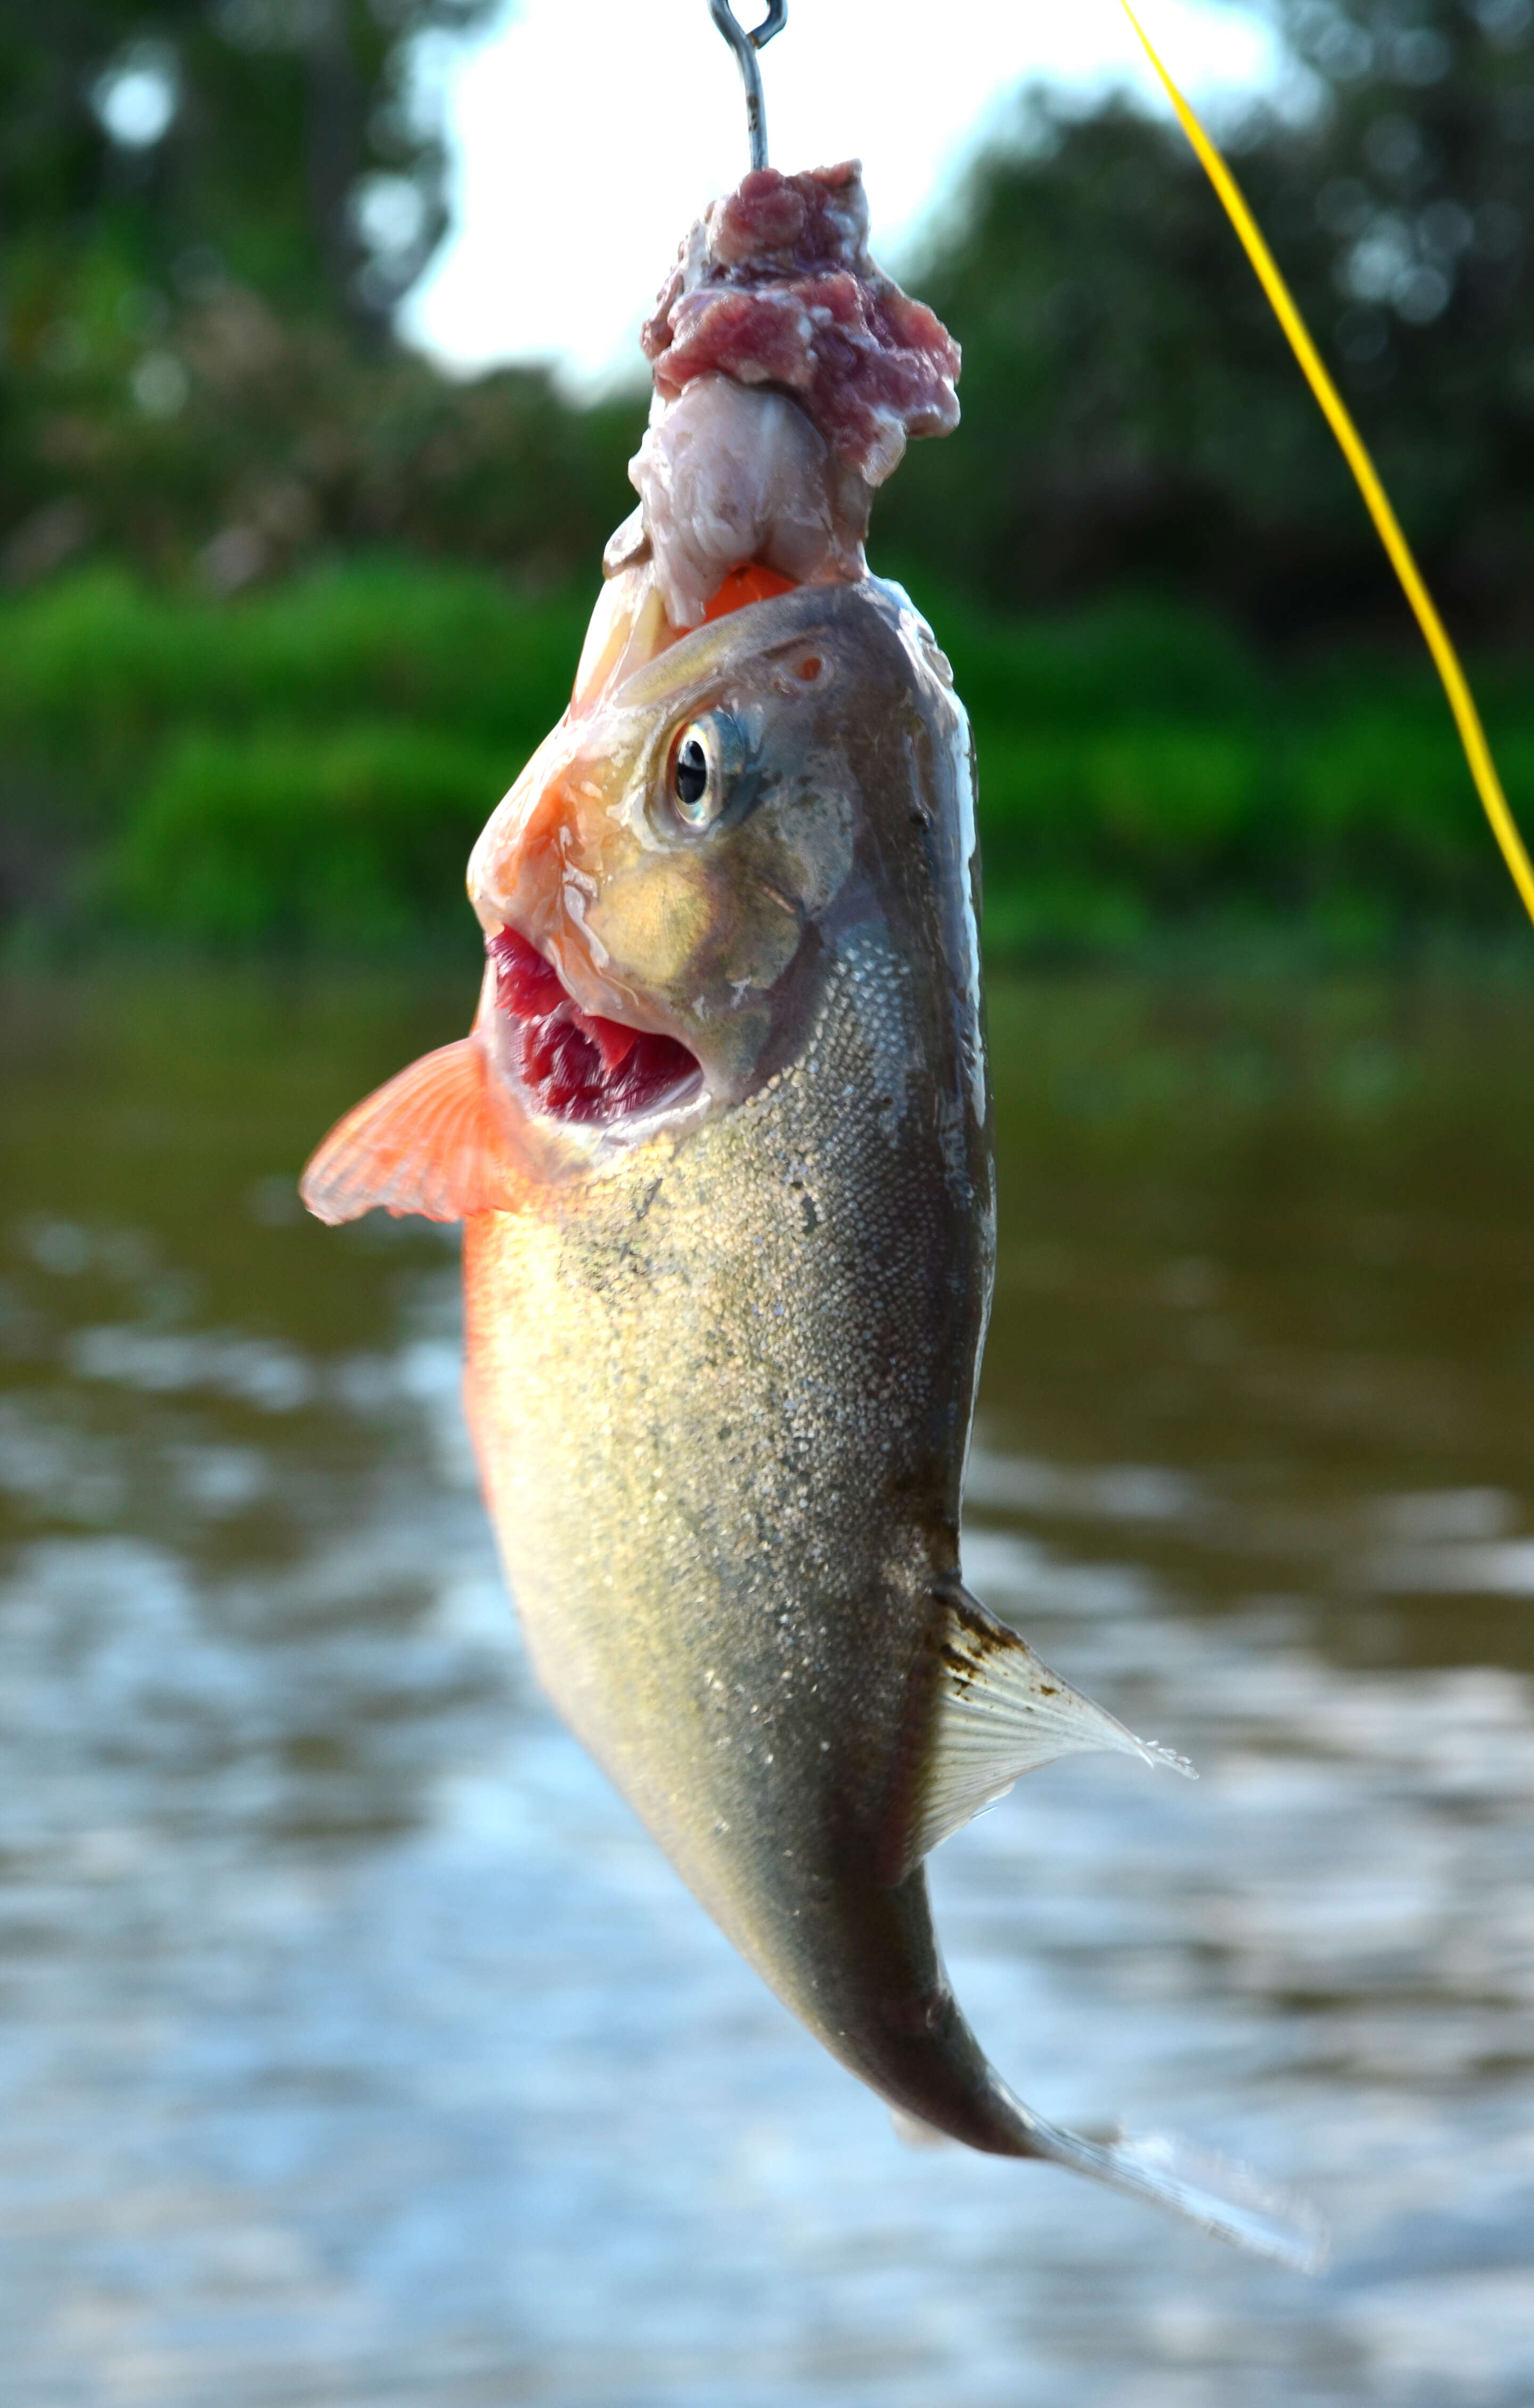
[708,1,787,174]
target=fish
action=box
[302,556,1321,2269]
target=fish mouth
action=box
[487,926,703,1127]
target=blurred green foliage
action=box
[0,560,585,940]
[0,3,646,586]
[2,558,1528,961]
[118,723,507,945]
[5,0,1532,626]
[1,1,1532,957]
[3,0,493,335]
[883,0,1534,637]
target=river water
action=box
[2,967,1532,2406]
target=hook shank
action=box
[709,1,787,173]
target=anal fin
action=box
[897,1589,1195,1876]
[888,2105,956,2153]
[300,1037,526,1226]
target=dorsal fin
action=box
[894,1589,1195,1878]
[300,1038,527,1226]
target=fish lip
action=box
[483,923,705,1134]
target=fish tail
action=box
[1007,2104,1327,2272]
[880,1984,1323,2266]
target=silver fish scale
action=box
[463,918,987,2076]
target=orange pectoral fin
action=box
[300,1038,526,1226]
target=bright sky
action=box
[403,0,1287,393]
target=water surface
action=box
[2,968,1532,2406]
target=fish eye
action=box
[667,712,742,831]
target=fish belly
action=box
[462,970,989,2093]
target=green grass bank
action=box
[2,557,1531,964]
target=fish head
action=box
[469,575,982,1148]
[301,572,984,1226]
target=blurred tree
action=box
[4,0,1532,640]
[880,0,1534,640]
[1,1,497,336]
[0,2,658,592]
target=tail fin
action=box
[1018,2107,1328,2272]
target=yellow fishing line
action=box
[1116,0,1534,931]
